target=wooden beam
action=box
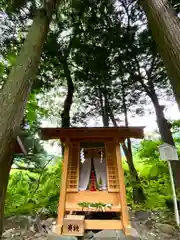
[115,142,129,233]
[56,141,70,234]
[65,191,120,205]
[85,220,123,230]
[15,136,27,154]
[105,141,120,193]
[76,143,80,192]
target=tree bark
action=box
[139,0,180,110]
[0,154,13,238]
[60,57,74,156]
[61,57,74,128]
[97,86,109,127]
[103,92,110,127]
[59,18,81,129]
[0,3,58,237]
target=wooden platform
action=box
[65,191,121,212]
[65,203,121,212]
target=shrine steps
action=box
[85,219,123,230]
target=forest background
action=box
[0,0,180,237]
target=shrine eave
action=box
[39,127,145,142]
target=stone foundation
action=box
[48,229,140,240]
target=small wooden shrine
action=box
[40,127,144,236]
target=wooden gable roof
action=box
[39,127,145,143]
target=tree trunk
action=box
[154,105,174,145]
[103,92,110,127]
[121,86,146,203]
[105,90,145,203]
[121,140,145,203]
[60,57,74,156]
[0,5,56,237]
[137,69,180,187]
[153,101,180,188]
[143,76,180,188]
[0,154,13,238]
[97,86,109,127]
[61,57,74,128]
[139,0,180,110]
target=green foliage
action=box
[25,92,48,131]
[124,166,171,210]
[78,202,112,211]
[125,139,174,210]
[135,139,170,180]
[137,140,161,161]
[6,136,180,216]
[148,161,169,179]
[5,148,174,217]
[172,120,180,137]
[5,162,62,217]
[6,0,28,12]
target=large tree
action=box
[139,0,180,110]
[116,0,180,187]
[0,0,60,236]
[69,0,146,203]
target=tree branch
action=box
[12,164,41,173]
[33,157,53,194]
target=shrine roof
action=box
[39,127,145,142]
[14,136,27,154]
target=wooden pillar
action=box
[56,141,70,234]
[115,142,130,235]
